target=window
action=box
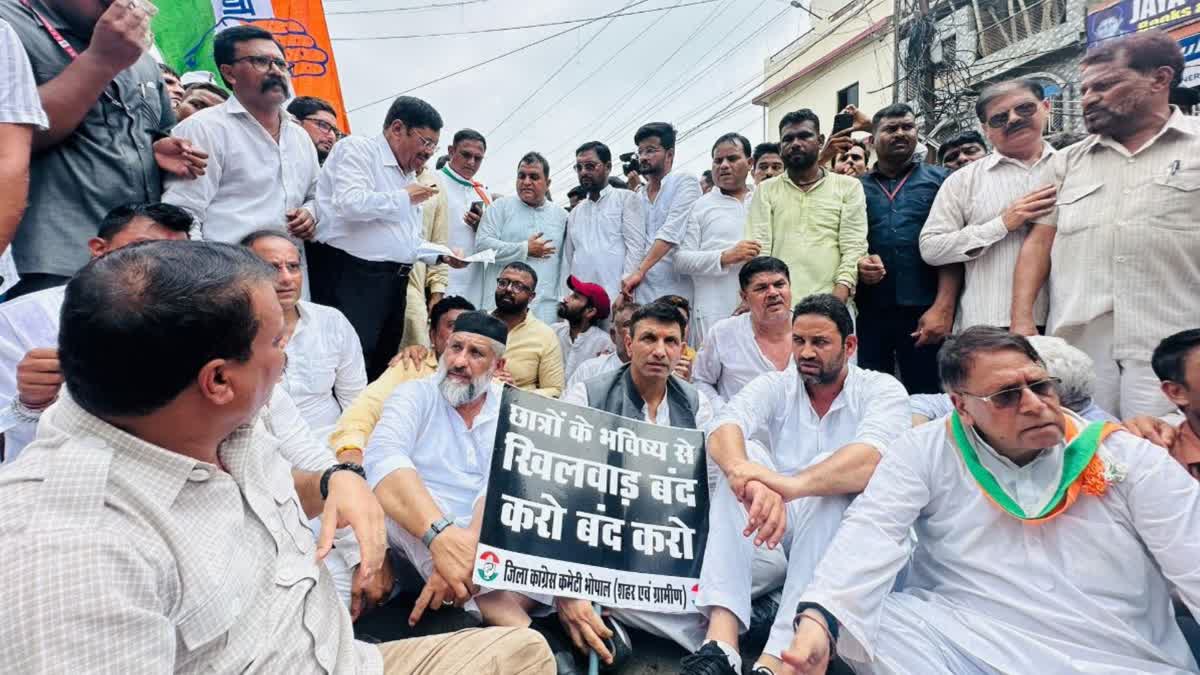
[837,82,859,110]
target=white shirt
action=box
[441,166,488,306]
[164,96,319,244]
[280,301,367,437]
[630,171,703,304]
[562,186,644,304]
[0,284,65,461]
[314,134,442,265]
[692,313,792,413]
[364,377,503,520]
[562,378,714,430]
[552,322,614,384]
[476,195,568,326]
[801,419,1200,674]
[713,364,910,475]
[676,188,751,342]
[920,146,1054,329]
[566,352,623,389]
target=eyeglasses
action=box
[231,55,292,74]
[959,377,1060,409]
[986,101,1039,129]
[303,117,337,134]
[574,161,602,172]
[637,145,663,157]
[410,130,438,150]
[496,278,532,294]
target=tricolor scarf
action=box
[440,166,491,205]
[948,412,1123,524]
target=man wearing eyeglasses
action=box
[563,141,643,306]
[164,25,317,258]
[920,78,1056,335]
[782,326,1200,675]
[288,95,340,165]
[312,95,468,380]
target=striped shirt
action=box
[919,145,1054,329]
[1037,107,1200,360]
[0,17,47,128]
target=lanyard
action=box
[871,165,916,203]
[20,0,78,59]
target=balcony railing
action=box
[974,0,1067,57]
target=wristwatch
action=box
[422,516,454,548]
[319,462,366,500]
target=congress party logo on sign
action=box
[477,551,501,583]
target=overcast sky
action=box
[325,0,811,196]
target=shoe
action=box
[598,614,632,673]
[750,667,776,675]
[679,641,738,675]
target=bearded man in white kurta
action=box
[785,326,1200,675]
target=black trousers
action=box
[6,272,69,300]
[856,305,943,394]
[306,241,411,381]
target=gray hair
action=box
[1028,335,1095,411]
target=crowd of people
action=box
[0,2,1198,673]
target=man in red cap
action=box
[553,275,615,383]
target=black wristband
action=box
[794,601,839,642]
[320,462,366,500]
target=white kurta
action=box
[801,419,1200,674]
[562,186,643,305]
[675,189,751,342]
[566,352,624,389]
[552,322,614,384]
[630,171,702,304]
[279,301,367,440]
[692,313,792,414]
[476,195,568,326]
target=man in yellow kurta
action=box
[400,166,451,348]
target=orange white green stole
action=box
[948,412,1124,524]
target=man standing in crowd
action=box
[158,62,185,111]
[784,327,1200,675]
[288,95,339,165]
[746,109,867,303]
[312,95,465,379]
[693,257,794,412]
[921,79,1056,333]
[562,301,716,662]
[0,202,192,461]
[553,275,613,383]
[832,139,869,177]
[686,294,910,675]
[752,142,785,185]
[677,133,761,342]
[330,296,474,460]
[489,262,565,398]
[0,16,47,262]
[567,301,639,388]
[857,103,958,394]
[242,231,365,439]
[563,141,643,304]
[1012,30,1198,418]
[175,82,228,121]
[477,152,566,326]
[0,242,553,673]
[441,128,491,306]
[937,129,988,171]
[0,0,204,297]
[701,170,714,194]
[164,26,317,248]
[1149,329,1200,479]
[621,122,702,305]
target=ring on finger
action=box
[442,599,455,607]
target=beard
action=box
[557,302,584,324]
[495,291,529,314]
[796,350,846,385]
[783,150,817,172]
[436,362,493,407]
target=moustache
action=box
[261,77,289,94]
[1005,119,1029,134]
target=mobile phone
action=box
[469,201,485,216]
[832,112,854,135]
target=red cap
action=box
[566,275,611,321]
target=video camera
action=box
[619,151,640,177]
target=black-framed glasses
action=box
[959,377,1060,409]
[986,101,1039,129]
[496,278,532,294]
[303,117,337,134]
[232,55,292,74]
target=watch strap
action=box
[422,516,453,548]
[319,462,366,500]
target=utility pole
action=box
[916,0,938,134]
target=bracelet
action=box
[794,613,837,660]
[10,397,49,424]
[334,445,362,458]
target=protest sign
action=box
[475,387,708,614]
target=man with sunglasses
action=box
[783,326,1200,674]
[563,141,642,305]
[312,95,468,380]
[164,26,318,255]
[920,78,1056,334]
[288,95,339,165]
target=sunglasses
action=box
[986,101,1039,129]
[959,377,1060,409]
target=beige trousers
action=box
[378,627,553,674]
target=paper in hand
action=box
[416,242,496,265]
